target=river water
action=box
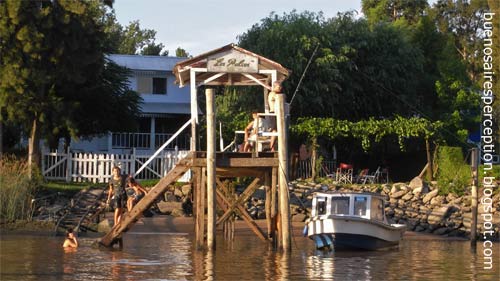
[0,230,498,280]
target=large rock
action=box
[430,195,445,206]
[423,189,439,204]
[428,206,452,225]
[156,201,182,214]
[409,177,428,193]
[392,190,407,199]
[402,192,414,201]
[390,183,407,194]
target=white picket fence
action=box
[42,149,191,183]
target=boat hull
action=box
[305,216,405,251]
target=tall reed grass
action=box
[0,156,39,222]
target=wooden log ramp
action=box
[98,154,193,248]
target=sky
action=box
[112,0,363,56]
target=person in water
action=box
[126,176,148,211]
[62,228,78,248]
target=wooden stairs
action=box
[54,186,106,234]
[99,154,193,247]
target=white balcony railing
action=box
[112,132,189,150]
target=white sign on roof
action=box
[207,50,258,73]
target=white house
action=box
[70,54,192,154]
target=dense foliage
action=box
[435,146,471,195]
[0,157,40,221]
[0,0,142,170]
[291,116,442,151]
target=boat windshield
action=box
[316,197,327,215]
[354,196,367,216]
[331,197,349,215]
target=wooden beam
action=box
[192,157,278,167]
[216,177,260,225]
[215,167,265,178]
[215,188,267,241]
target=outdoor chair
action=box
[362,166,381,184]
[335,163,353,184]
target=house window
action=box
[137,77,152,94]
[136,77,167,94]
[153,78,167,95]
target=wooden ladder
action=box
[99,154,192,247]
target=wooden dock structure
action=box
[100,44,292,251]
[99,151,287,247]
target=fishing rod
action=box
[289,43,320,107]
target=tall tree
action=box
[486,0,500,132]
[175,47,190,57]
[432,0,490,81]
[237,11,425,120]
[362,0,429,25]
[103,17,168,55]
[0,0,142,173]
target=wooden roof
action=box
[173,43,290,88]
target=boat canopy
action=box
[311,192,386,223]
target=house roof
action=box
[173,43,290,88]
[108,54,187,72]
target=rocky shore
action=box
[18,178,500,241]
[153,178,499,240]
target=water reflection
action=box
[0,233,498,280]
[205,250,215,281]
[306,253,335,280]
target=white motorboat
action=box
[304,192,406,250]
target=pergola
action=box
[173,43,290,151]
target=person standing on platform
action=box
[106,166,127,226]
[267,81,282,151]
[243,111,263,152]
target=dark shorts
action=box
[112,195,127,209]
[131,193,144,203]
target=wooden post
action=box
[425,138,433,181]
[190,69,198,151]
[470,147,479,246]
[265,171,272,239]
[206,88,216,250]
[276,94,291,251]
[271,166,278,246]
[66,148,72,183]
[195,167,206,250]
